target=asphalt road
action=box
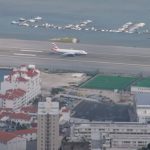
[0,38,150,76]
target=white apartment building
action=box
[0,131,26,150]
[105,134,150,150]
[134,93,150,123]
[37,98,59,150]
[131,84,150,123]
[0,65,41,110]
[0,89,26,110]
[70,120,150,150]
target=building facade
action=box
[0,131,26,150]
[13,128,37,141]
[131,85,150,123]
[70,120,150,150]
[37,98,59,150]
[0,65,41,110]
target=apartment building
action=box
[0,112,32,125]
[13,128,37,141]
[70,120,150,150]
[134,93,150,123]
[0,131,26,150]
[131,83,150,123]
[0,65,41,110]
[0,89,27,110]
[37,98,59,150]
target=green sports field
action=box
[134,77,150,87]
[80,75,137,90]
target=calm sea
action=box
[0,0,150,47]
[0,69,11,82]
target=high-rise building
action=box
[37,97,59,150]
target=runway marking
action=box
[1,54,150,68]
[2,47,150,58]
[13,53,36,57]
[20,50,43,53]
[37,57,150,67]
[90,52,150,58]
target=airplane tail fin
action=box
[51,43,59,51]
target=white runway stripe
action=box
[14,53,36,56]
[20,50,43,53]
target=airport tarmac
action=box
[0,38,150,76]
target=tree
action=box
[21,124,28,130]
[51,88,64,95]
[16,122,22,130]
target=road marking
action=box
[13,53,36,57]
[20,50,43,53]
[37,57,150,67]
[90,52,150,58]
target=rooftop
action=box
[72,100,137,122]
[62,141,90,150]
[38,98,59,115]
[135,93,150,105]
[10,113,31,121]
[134,77,150,87]
[61,107,70,113]
[0,89,26,100]
[21,106,37,114]
[4,64,39,82]
[13,128,37,135]
[0,112,31,121]
[0,131,18,142]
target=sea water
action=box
[0,0,150,47]
[0,69,11,82]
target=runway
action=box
[0,38,150,76]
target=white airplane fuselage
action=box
[55,48,87,55]
[51,43,87,56]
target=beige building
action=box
[37,98,59,150]
[70,119,150,150]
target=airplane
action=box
[51,43,87,56]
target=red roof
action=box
[16,77,28,82]
[13,128,37,135]
[0,89,26,100]
[0,112,31,121]
[21,106,37,114]
[5,75,28,83]
[4,65,39,83]
[0,112,11,119]
[62,107,70,113]
[26,69,38,77]
[10,113,31,121]
[10,67,38,78]
[0,131,18,142]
